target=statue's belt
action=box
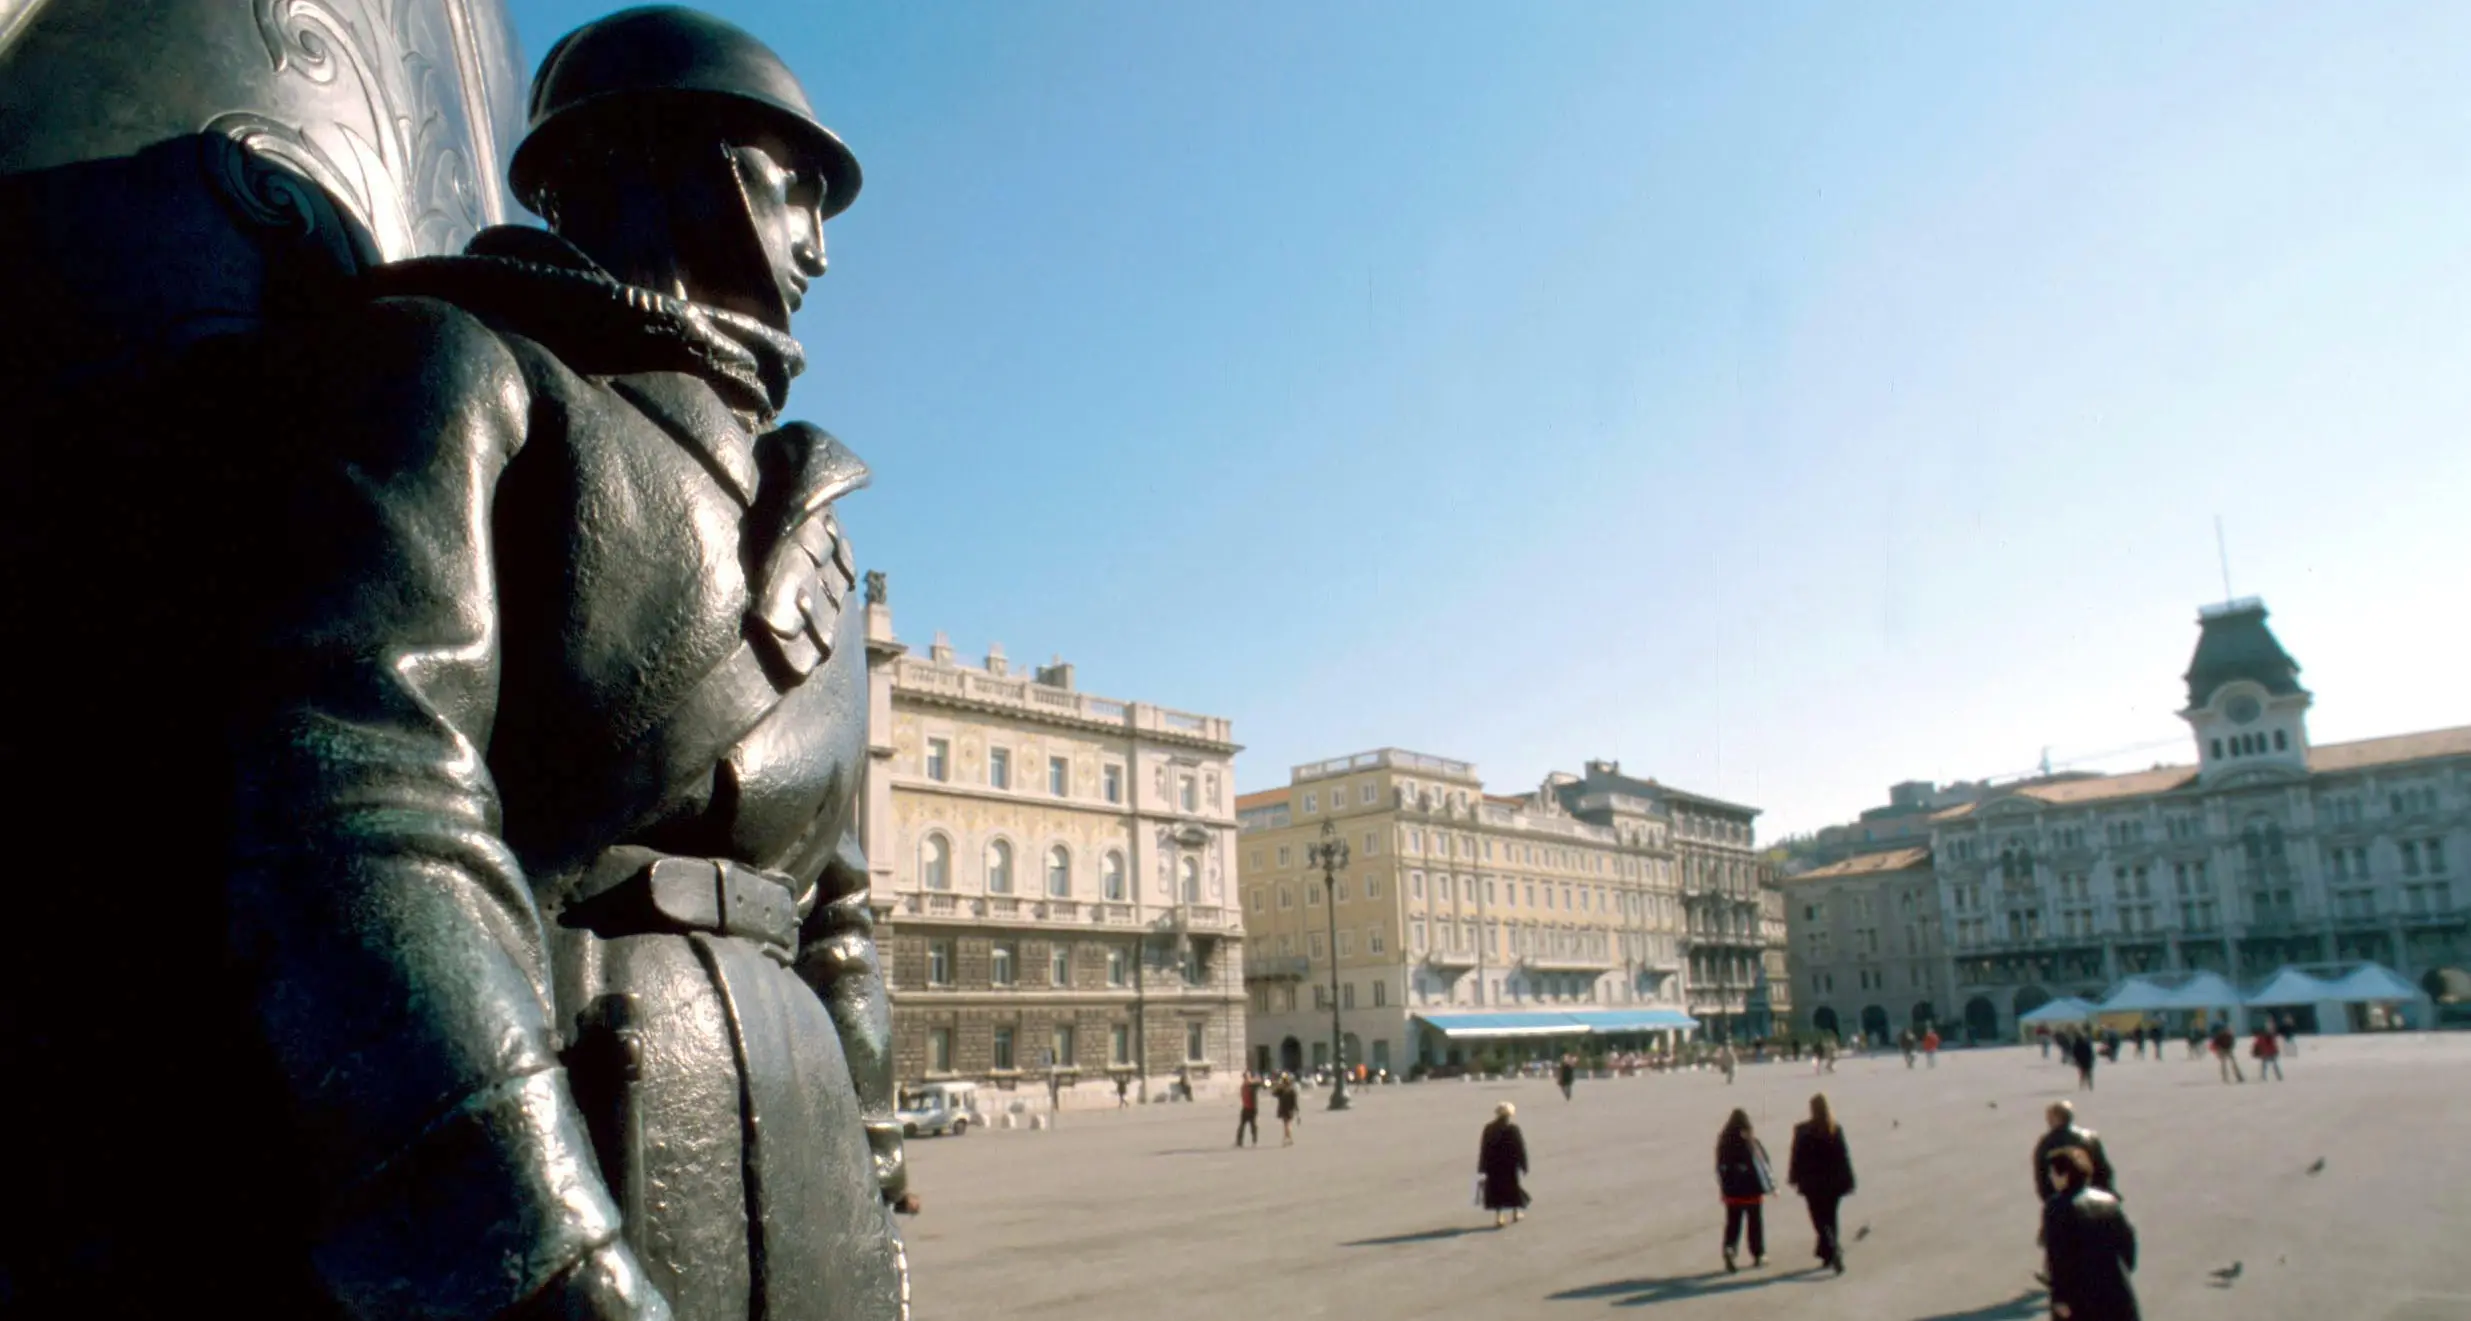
[564,854,803,964]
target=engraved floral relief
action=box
[208,0,504,266]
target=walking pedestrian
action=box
[2210,1023,2244,1083]
[2033,1101,2118,1204]
[2038,1025,2052,1059]
[2277,1013,2298,1057]
[2186,1022,2204,1059]
[1557,1054,1577,1101]
[1275,1072,1301,1144]
[1721,1043,1738,1085]
[2251,1026,2283,1081]
[1922,1026,1940,1068]
[1115,1073,1131,1108]
[1787,1093,1855,1274]
[2042,1146,2141,1320]
[1235,1072,1261,1146]
[1478,1102,1530,1228]
[1715,1108,1774,1272]
[1900,1029,1916,1069]
[2072,1031,2097,1091]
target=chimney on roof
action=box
[1035,657,1075,691]
[929,631,954,664]
[985,642,1008,677]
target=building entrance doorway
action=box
[1280,1036,1302,1074]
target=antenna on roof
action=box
[2213,515,2234,604]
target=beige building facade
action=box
[861,580,1246,1108]
[1238,749,1750,1077]
[1782,846,1951,1044]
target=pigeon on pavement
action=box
[2306,1158,2326,1175]
[1854,1225,1871,1241]
[2210,1262,2244,1283]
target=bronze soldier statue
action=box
[3,6,905,1319]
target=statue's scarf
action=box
[366,226,805,421]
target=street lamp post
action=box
[1308,818,1352,1111]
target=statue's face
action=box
[725,137,828,329]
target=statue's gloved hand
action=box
[517,1242,674,1321]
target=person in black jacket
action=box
[2071,1030,2098,1090]
[1478,1102,1530,1228]
[2033,1102,2118,1203]
[2043,1147,2141,1320]
[1715,1108,1774,1272]
[1787,1093,1856,1273]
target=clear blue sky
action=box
[505,2,2471,837]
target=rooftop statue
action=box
[1,5,906,1318]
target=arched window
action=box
[1102,850,1126,901]
[987,839,1014,894]
[1046,845,1071,897]
[1180,856,1201,903]
[921,834,950,891]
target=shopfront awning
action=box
[1412,1008,1701,1039]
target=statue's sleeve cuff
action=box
[315,1068,626,1318]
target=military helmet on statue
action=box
[510,5,861,220]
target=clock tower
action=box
[2182,597,2312,783]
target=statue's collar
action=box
[365,226,805,420]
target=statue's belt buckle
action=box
[611,856,801,957]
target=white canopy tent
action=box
[2244,967,2335,1009]
[2017,996,2098,1025]
[2094,971,2247,1027]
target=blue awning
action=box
[1412,1008,1700,1039]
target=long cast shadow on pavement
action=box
[1547,1268,1810,1306]
[1341,1226,1493,1247]
[1908,1288,2049,1320]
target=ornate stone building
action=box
[861,578,1245,1107]
[1237,750,1777,1075]
[1900,599,2469,1040]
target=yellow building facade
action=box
[1237,749,1705,1075]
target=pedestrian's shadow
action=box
[1909,1288,2049,1320]
[1341,1226,1491,1247]
[1548,1269,1801,1306]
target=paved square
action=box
[900,1035,2471,1320]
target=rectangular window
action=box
[2402,841,2422,878]
[1336,931,1353,957]
[1185,1022,1206,1063]
[988,747,1010,789]
[1372,979,1388,1007]
[1303,790,1318,813]
[2430,839,2449,874]
[928,1027,953,1073]
[1111,1023,1131,1065]
[1365,831,1380,856]
[1103,764,1123,804]
[1412,920,1427,951]
[1306,885,1322,906]
[992,1026,1015,1070]
[927,940,953,986]
[1341,981,1355,1009]
[1277,845,1292,868]
[1361,783,1377,805]
[1051,945,1071,985]
[1106,946,1128,987]
[1369,928,1386,954]
[1277,886,1293,909]
[1366,876,1382,900]
[925,737,950,782]
[1309,932,1325,958]
[991,943,1016,986]
[1049,756,1069,797]
[1181,776,1198,812]
[1051,1024,1076,1069]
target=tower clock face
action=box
[2225,695,2262,725]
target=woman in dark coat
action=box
[1715,1107,1774,1271]
[2044,1146,2140,1320]
[1478,1102,1530,1227]
[1787,1093,1856,1273]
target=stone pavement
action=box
[899,1035,2471,1320]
